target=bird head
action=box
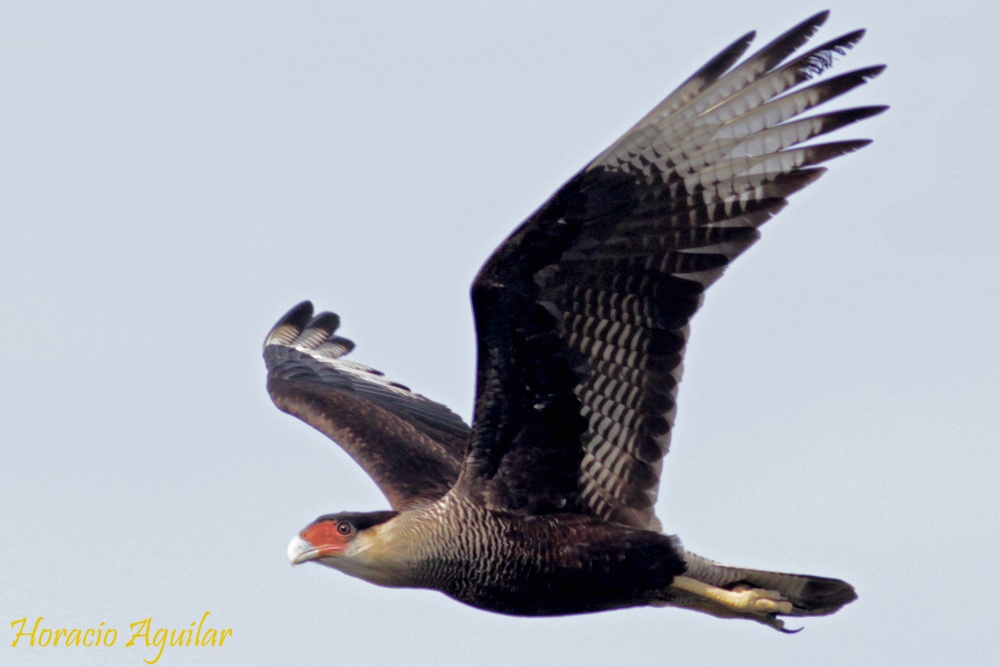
[287,511,405,586]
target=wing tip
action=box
[264,301,314,348]
[800,10,830,34]
[264,301,355,357]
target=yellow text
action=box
[126,611,232,665]
[10,616,117,647]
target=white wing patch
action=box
[553,13,884,531]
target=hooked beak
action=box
[287,535,320,565]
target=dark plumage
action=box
[267,11,882,631]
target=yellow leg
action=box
[670,575,793,615]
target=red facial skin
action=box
[300,520,352,558]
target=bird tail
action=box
[659,550,857,631]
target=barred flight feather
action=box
[596,13,832,172]
[460,11,883,528]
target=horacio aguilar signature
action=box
[10,611,232,664]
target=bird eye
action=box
[336,521,353,536]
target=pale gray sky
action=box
[2,2,998,665]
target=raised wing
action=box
[264,301,471,510]
[458,12,885,529]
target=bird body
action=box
[266,11,884,631]
[290,492,685,616]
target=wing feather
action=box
[264,302,470,509]
[457,13,884,528]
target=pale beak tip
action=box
[287,535,314,566]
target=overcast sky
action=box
[2,1,998,665]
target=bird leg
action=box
[669,575,793,615]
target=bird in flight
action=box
[265,11,884,631]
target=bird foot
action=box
[670,575,793,615]
[727,584,794,614]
